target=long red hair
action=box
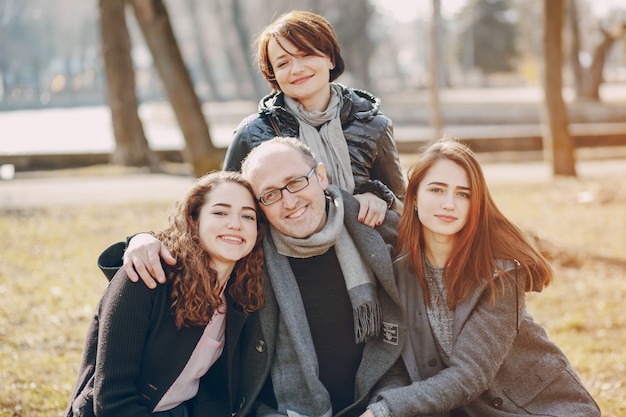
[155,171,265,328]
[396,139,552,308]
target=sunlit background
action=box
[1,0,625,111]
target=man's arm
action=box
[122,233,175,288]
[97,233,175,288]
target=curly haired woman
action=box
[66,171,265,417]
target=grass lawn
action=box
[0,168,624,416]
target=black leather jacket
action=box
[223,84,406,208]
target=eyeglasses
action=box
[258,167,317,206]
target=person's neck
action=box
[423,234,453,269]
[211,262,235,288]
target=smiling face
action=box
[416,159,471,244]
[246,144,329,238]
[197,182,258,274]
[267,35,334,112]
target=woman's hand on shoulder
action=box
[354,192,388,228]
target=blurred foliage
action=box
[457,0,519,74]
[1,0,624,110]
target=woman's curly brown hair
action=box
[154,171,265,329]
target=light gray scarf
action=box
[284,83,355,193]
[262,185,381,417]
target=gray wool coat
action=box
[374,255,600,417]
[227,190,409,417]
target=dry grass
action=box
[488,175,626,416]
[0,170,624,416]
[0,202,173,417]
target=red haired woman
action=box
[365,139,600,417]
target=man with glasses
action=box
[99,137,408,417]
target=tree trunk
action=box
[337,0,374,91]
[183,0,224,102]
[570,0,626,102]
[214,0,251,99]
[429,0,443,138]
[580,24,626,100]
[98,0,159,169]
[129,0,223,177]
[543,0,576,177]
[567,0,586,99]
[231,0,266,98]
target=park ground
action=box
[1,153,625,416]
[1,86,625,415]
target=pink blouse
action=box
[153,292,227,412]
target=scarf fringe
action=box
[353,302,382,344]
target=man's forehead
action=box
[246,144,290,167]
[247,148,307,188]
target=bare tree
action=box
[429,0,443,138]
[543,0,576,177]
[568,0,585,98]
[214,0,258,99]
[129,0,223,177]
[231,0,266,98]
[569,0,626,101]
[331,0,374,90]
[99,0,160,170]
[183,0,224,102]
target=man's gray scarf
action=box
[262,185,381,417]
[284,83,355,193]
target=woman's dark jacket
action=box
[223,84,406,208]
[67,243,236,417]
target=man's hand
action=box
[123,233,176,289]
[354,192,388,228]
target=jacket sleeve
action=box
[97,232,158,282]
[373,276,524,417]
[369,357,411,403]
[224,116,256,172]
[97,241,126,281]
[92,269,159,416]
[368,121,406,203]
[376,207,400,251]
[354,179,397,210]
